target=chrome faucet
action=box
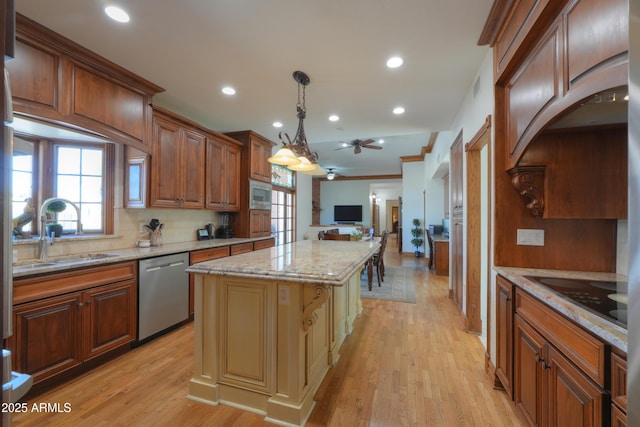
[38,198,83,259]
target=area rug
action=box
[360,266,416,303]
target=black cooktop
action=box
[524,276,628,329]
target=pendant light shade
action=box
[287,156,316,171]
[268,147,302,166]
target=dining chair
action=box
[426,229,434,270]
[366,230,389,287]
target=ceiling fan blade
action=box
[333,146,350,151]
[359,139,376,146]
[362,145,383,150]
[354,146,362,154]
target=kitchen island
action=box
[186,239,380,426]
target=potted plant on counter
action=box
[45,200,67,238]
[410,218,424,257]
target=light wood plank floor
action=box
[14,235,527,426]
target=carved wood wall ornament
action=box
[509,166,545,217]
[302,284,331,331]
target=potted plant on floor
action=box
[45,200,66,238]
[410,218,424,257]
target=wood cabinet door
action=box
[547,346,605,427]
[514,314,546,427]
[224,143,242,211]
[82,279,137,361]
[250,210,271,237]
[180,128,206,208]
[151,116,183,207]
[9,293,83,384]
[496,276,514,399]
[250,139,272,182]
[206,137,241,211]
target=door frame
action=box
[464,116,492,334]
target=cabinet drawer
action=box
[253,238,275,251]
[230,242,253,255]
[14,261,137,305]
[515,289,606,386]
[611,352,627,412]
[190,246,230,264]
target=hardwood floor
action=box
[13,236,526,426]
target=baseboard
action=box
[485,353,504,390]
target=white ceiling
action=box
[15,0,493,177]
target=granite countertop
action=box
[187,240,381,286]
[494,266,627,353]
[12,236,273,278]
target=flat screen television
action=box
[333,205,362,223]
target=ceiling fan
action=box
[335,138,382,154]
[325,168,343,181]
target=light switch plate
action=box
[517,229,545,246]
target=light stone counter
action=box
[187,240,380,426]
[12,236,274,278]
[494,266,627,352]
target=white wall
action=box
[296,172,313,241]
[318,178,401,227]
[401,162,426,254]
[427,50,494,352]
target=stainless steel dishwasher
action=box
[138,252,189,341]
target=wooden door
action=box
[450,132,463,311]
[82,280,137,361]
[9,293,83,384]
[514,314,546,427]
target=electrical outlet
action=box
[517,229,544,246]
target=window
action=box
[11,136,114,237]
[11,138,35,235]
[54,144,105,233]
[271,165,295,245]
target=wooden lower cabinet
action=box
[496,276,514,398]
[249,210,272,237]
[514,313,607,427]
[8,269,137,386]
[253,237,275,251]
[611,353,627,426]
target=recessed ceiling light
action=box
[221,86,236,95]
[272,121,283,128]
[386,56,403,68]
[328,115,340,122]
[393,107,405,115]
[105,6,130,23]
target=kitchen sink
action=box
[49,253,121,264]
[13,261,57,269]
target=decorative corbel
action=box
[302,284,331,332]
[509,166,545,217]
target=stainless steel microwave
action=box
[249,179,272,210]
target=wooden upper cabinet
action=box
[484,0,629,170]
[5,37,60,114]
[225,130,276,184]
[150,109,206,209]
[205,135,242,211]
[250,139,273,182]
[565,0,628,88]
[6,14,163,152]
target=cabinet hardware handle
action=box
[505,296,511,301]
[86,300,92,304]
[535,355,543,363]
[77,302,83,308]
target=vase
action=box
[46,223,63,238]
